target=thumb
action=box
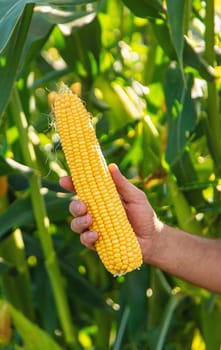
[108,163,140,203]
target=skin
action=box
[60,163,221,294]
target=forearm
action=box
[148,224,221,293]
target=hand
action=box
[59,164,163,263]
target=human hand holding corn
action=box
[60,165,221,294]
[60,163,160,263]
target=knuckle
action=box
[137,188,146,201]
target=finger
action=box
[69,200,88,217]
[71,214,92,233]
[80,230,98,249]
[59,176,75,192]
[108,163,143,203]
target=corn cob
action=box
[51,83,143,275]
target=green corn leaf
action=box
[0,157,33,176]
[9,302,62,350]
[0,4,34,117]
[167,174,202,234]
[155,294,187,350]
[197,200,221,214]
[0,233,35,320]
[58,17,101,81]
[199,297,221,350]
[44,0,98,3]
[93,76,136,132]
[113,306,130,350]
[166,0,185,71]
[0,196,34,240]
[118,267,149,339]
[151,20,215,81]
[170,151,206,209]
[0,0,99,53]
[18,11,54,76]
[0,0,33,54]
[122,0,165,19]
[34,1,100,25]
[141,116,161,177]
[0,0,100,117]
[0,190,72,239]
[60,260,110,309]
[165,65,197,164]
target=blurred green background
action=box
[0,1,221,349]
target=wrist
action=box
[141,215,165,266]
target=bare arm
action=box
[60,164,221,294]
[150,223,221,293]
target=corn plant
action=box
[0,1,221,349]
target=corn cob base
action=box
[52,84,143,275]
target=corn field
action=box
[0,1,221,349]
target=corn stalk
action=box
[9,86,77,347]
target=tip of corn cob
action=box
[57,82,72,95]
[48,83,73,108]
